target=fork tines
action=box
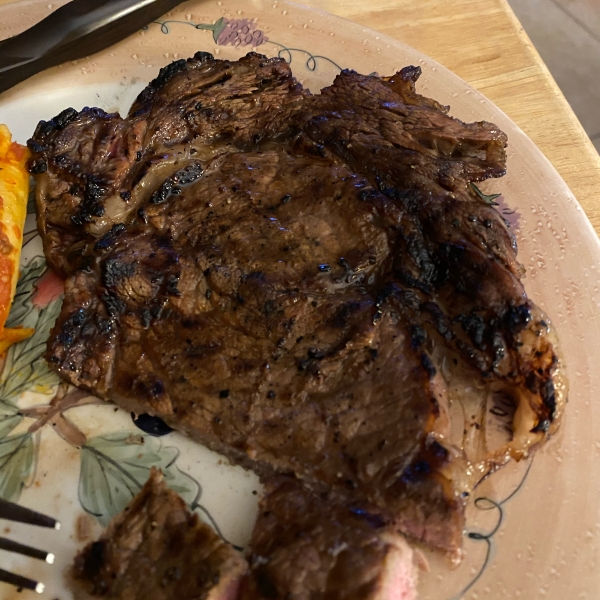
[0,498,60,594]
[0,498,60,530]
[0,537,54,564]
[0,568,45,593]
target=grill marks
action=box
[72,469,248,600]
[29,52,565,559]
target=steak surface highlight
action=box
[72,469,247,600]
[29,52,567,556]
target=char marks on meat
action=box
[72,469,247,599]
[29,52,566,556]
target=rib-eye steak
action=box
[241,476,418,600]
[28,52,567,557]
[72,469,247,599]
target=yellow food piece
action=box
[0,124,34,354]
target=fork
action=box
[0,498,60,594]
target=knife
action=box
[0,0,189,95]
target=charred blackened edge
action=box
[400,439,450,485]
[70,174,109,227]
[94,223,127,253]
[150,51,215,91]
[130,51,215,116]
[501,303,560,427]
[28,106,114,154]
[75,539,108,596]
[27,107,123,226]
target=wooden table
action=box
[304,0,600,237]
[2,0,599,237]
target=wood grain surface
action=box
[1,0,599,237]
[304,0,600,237]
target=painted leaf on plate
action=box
[0,406,22,439]
[3,255,45,328]
[0,257,62,406]
[212,16,226,42]
[0,433,35,501]
[78,431,201,526]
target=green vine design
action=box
[470,182,501,206]
[148,17,343,73]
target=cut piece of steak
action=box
[241,477,419,600]
[72,469,247,600]
[29,52,566,558]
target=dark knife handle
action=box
[0,0,187,95]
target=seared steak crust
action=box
[48,148,463,551]
[29,53,566,554]
[73,469,247,599]
[31,52,309,277]
[241,477,418,600]
[306,68,508,196]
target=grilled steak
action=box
[29,52,566,556]
[46,148,463,551]
[241,477,418,600]
[72,469,247,600]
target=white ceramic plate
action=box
[1,1,600,598]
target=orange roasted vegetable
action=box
[0,124,34,354]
